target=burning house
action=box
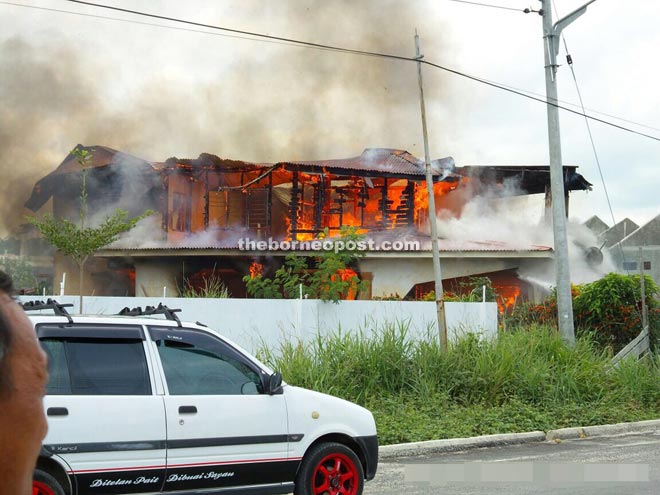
[25,144,594,306]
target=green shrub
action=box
[573,273,658,352]
[258,322,660,444]
[179,268,231,298]
[244,227,369,302]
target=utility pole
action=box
[415,32,447,350]
[640,248,648,329]
[539,0,598,344]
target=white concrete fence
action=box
[18,296,498,354]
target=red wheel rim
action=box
[32,481,55,495]
[312,452,359,495]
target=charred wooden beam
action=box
[313,181,323,232]
[403,180,415,227]
[204,170,210,229]
[267,172,273,232]
[289,170,300,239]
[380,178,389,228]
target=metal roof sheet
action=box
[282,149,456,178]
[105,234,552,253]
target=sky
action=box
[1,0,659,237]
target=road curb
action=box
[378,431,546,460]
[380,419,660,460]
[546,419,660,441]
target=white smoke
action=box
[436,186,615,294]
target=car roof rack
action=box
[117,303,182,327]
[21,299,74,324]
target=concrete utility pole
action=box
[640,248,648,329]
[415,32,447,350]
[539,0,598,345]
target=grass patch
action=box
[257,323,660,445]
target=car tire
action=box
[33,469,66,495]
[294,442,364,495]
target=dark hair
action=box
[0,270,16,393]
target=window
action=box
[622,261,638,271]
[40,339,151,396]
[171,192,190,232]
[644,261,651,270]
[151,328,260,395]
[208,190,245,229]
[41,340,71,395]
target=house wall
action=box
[19,295,498,354]
[191,180,206,232]
[167,174,193,242]
[359,257,523,298]
[134,259,181,297]
[53,253,112,297]
[611,247,660,289]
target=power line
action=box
[552,1,621,240]
[421,59,660,143]
[470,76,660,134]
[8,0,657,135]
[2,0,660,143]
[58,0,660,143]
[552,1,644,324]
[0,1,335,49]
[60,0,414,61]
[446,0,530,13]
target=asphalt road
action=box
[366,432,660,494]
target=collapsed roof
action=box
[25,145,593,212]
[25,144,159,211]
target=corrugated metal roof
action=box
[282,149,456,178]
[161,152,272,171]
[105,235,552,253]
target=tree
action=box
[27,146,151,311]
[0,257,38,292]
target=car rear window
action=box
[41,338,152,396]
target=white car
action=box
[25,301,378,495]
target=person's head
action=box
[0,270,49,495]
[0,270,16,394]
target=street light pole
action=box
[539,0,598,345]
[415,32,447,350]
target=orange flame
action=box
[497,285,521,313]
[413,178,467,228]
[335,268,359,300]
[249,261,263,279]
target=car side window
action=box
[40,338,152,396]
[151,328,261,396]
[41,339,72,395]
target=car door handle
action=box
[47,407,69,417]
[179,405,197,414]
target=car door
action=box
[38,324,167,495]
[148,326,297,492]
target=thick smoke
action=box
[0,1,447,236]
[436,183,615,290]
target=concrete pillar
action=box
[134,259,180,297]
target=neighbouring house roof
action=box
[612,214,660,248]
[600,218,640,248]
[25,144,157,211]
[583,215,610,236]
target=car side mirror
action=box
[266,372,283,395]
